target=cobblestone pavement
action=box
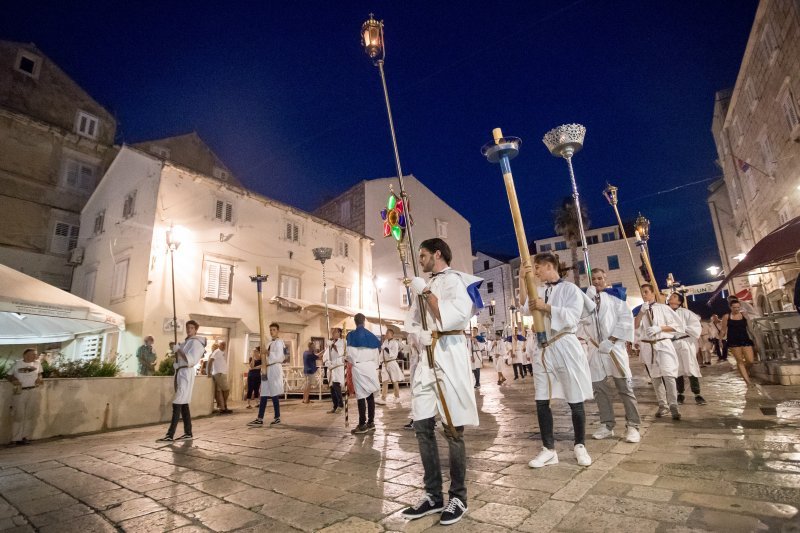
[1,359,799,532]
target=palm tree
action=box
[553,196,590,285]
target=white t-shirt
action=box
[210,349,228,375]
[12,359,41,388]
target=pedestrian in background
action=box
[246,347,262,409]
[7,348,43,445]
[209,341,231,413]
[137,336,156,376]
[302,341,321,404]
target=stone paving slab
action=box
[0,361,798,531]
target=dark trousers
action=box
[711,338,728,360]
[472,368,480,387]
[167,403,192,437]
[677,376,701,395]
[357,394,375,425]
[525,363,533,375]
[414,417,466,505]
[257,396,280,420]
[246,370,261,400]
[536,400,585,449]
[330,382,344,409]
[513,363,525,378]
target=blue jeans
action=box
[413,417,466,505]
[258,396,280,420]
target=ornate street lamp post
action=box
[165,226,182,345]
[313,247,334,344]
[603,183,643,289]
[634,212,661,300]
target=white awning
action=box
[269,296,406,327]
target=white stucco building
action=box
[472,251,515,337]
[71,145,372,398]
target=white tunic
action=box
[511,337,527,365]
[525,332,540,366]
[470,338,483,370]
[409,269,480,427]
[261,338,286,397]
[174,335,206,404]
[323,338,346,384]
[673,307,702,378]
[527,280,595,403]
[637,302,682,378]
[491,340,508,373]
[346,344,380,400]
[582,287,635,381]
[380,338,404,382]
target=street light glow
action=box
[706,266,721,276]
[733,253,747,261]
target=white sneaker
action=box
[624,427,641,443]
[592,425,614,440]
[574,444,592,467]
[528,448,558,468]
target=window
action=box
[778,203,791,225]
[780,89,800,133]
[487,281,494,294]
[78,335,102,358]
[203,260,233,301]
[285,221,300,242]
[335,286,351,307]
[83,270,97,301]
[758,132,775,175]
[340,200,351,223]
[212,167,230,181]
[279,274,300,298]
[151,146,170,158]
[760,23,778,64]
[539,243,552,252]
[122,191,137,219]
[555,241,567,251]
[435,218,448,239]
[742,167,757,199]
[586,235,599,245]
[601,231,616,242]
[61,158,97,192]
[577,261,586,275]
[51,222,79,255]
[15,49,41,78]
[732,116,743,144]
[607,255,620,270]
[93,210,105,235]
[743,78,758,112]
[215,199,233,223]
[75,110,99,139]
[111,259,129,300]
[337,239,349,258]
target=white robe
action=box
[323,338,346,384]
[470,338,483,370]
[525,332,540,366]
[491,340,508,373]
[636,302,682,378]
[261,338,286,397]
[526,280,594,403]
[173,335,206,404]
[582,286,635,380]
[673,307,702,378]
[408,268,480,427]
[346,344,380,400]
[512,338,526,365]
[380,339,404,382]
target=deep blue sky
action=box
[3,1,758,285]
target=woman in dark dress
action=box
[721,300,755,386]
[246,347,263,408]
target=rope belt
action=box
[640,339,666,345]
[21,386,36,390]
[672,336,690,342]
[540,331,571,348]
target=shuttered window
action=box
[122,191,136,219]
[781,90,799,131]
[111,259,129,300]
[204,261,233,301]
[285,222,300,242]
[335,286,351,307]
[215,200,233,222]
[84,270,97,301]
[62,159,97,192]
[93,210,105,235]
[75,110,99,139]
[51,222,79,255]
[279,274,300,298]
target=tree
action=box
[553,196,591,286]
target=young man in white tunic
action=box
[521,253,594,468]
[158,320,206,442]
[511,328,528,379]
[582,269,641,443]
[8,348,43,445]
[402,238,482,526]
[470,327,483,389]
[346,313,381,434]
[524,328,539,384]
[379,329,403,403]
[667,293,706,405]
[248,323,286,426]
[492,332,508,385]
[323,328,346,414]
[636,284,683,420]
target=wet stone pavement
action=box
[1,359,799,532]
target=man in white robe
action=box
[521,253,594,468]
[582,269,641,443]
[510,329,528,379]
[248,323,286,426]
[668,293,707,406]
[323,328,346,414]
[491,333,508,385]
[402,238,481,526]
[470,328,483,389]
[346,313,381,434]
[158,319,206,442]
[636,285,683,420]
[379,329,403,402]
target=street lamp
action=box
[707,266,722,277]
[603,183,643,289]
[165,225,184,345]
[312,247,334,345]
[632,212,660,298]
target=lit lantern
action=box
[380,189,409,242]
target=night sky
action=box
[2,1,758,286]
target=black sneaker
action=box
[403,420,414,430]
[175,434,193,441]
[247,419,263,426]
[270,418,281,425]
[401,493,444,520]
[677,394,685,404]
[156,435,174,443]
[670,405,681,420]
[350,424,369,435]
[366,423,376,433]
[695,395,707,405]
[440,497,467,525]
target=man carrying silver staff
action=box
[636,284,683,420]
[378,328,403,403]
[667,293,707,406]
[401,238,482,526]
[521,253,595,468]
[582,268,641,443]
[323,327,346,414]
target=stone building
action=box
[0,40,117,289]
[709,0,800,312]
[472,251,515,337]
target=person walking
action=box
[346,314,381,434]
[248,323,286,426]
[246,347,262,409]
[668,294,707,405]
[302,341,321,404]
[8,348,43,445]
[323,328,346,413]
[209,341,232,413]
[721,299,756,387]
[137,336,157,376]
[157,320,205,442]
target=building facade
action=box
[706,177,749,295]
[72,145,372,398]
[0,40,117,289]
[314,175,474,323]
[710,0,800,313]
[472,252,515,338]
